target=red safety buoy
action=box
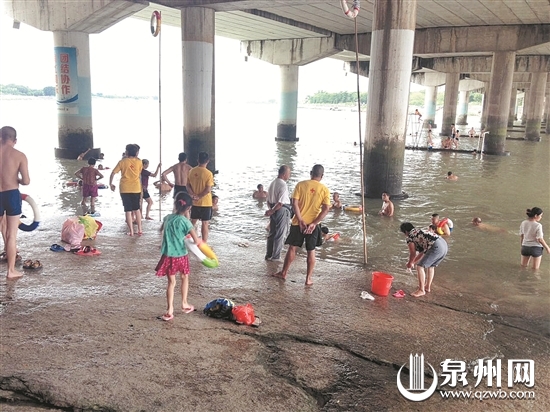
[150,11,161,37]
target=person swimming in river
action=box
[472,217,507,233]
[378,192,394,217]
[330,192,343,210]
[253,184,268,200]
[320,226,340,242]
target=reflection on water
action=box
[1,97,548,316]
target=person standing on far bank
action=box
[273,164,330,286]
[265,165,292,262]
[0,126,30,279]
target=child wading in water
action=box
[75,158,103,214]
[155,192,200,321]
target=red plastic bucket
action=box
[371,271,394,296]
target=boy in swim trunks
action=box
[161,152,192,198]
[0,126,30,279]
[140,159,161,220]
[75,158,104,215]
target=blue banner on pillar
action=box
[55,47,79,113]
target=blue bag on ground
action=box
[203,298,235,319]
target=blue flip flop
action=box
[50,244,65,252]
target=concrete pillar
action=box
[524,72,548,141]
[485,51,516,154]
[456,91,469,125]
[440,72,460,136]
[423,86,437,128]
[182,7,216,169]
[507,88,517,127]
[480,83,489,130]
[545,92,550,135]
[53,31,95,159]
[363,0,416,199]
[521,89,529,125]
[276,65,299,141]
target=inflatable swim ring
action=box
[185,235,218,268]
[19,194,40,232]
[436,217,453,235]
[150,11,161,37]
[343,205,362,212]
[327,233,341,242]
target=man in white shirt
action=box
[264,165,291,262]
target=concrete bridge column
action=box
[545,92,550,135]
[521,89,529,125]
[182,7,216,169]
[485,51,516,154]
[423,85,437,128]
[440,73,460,136]
[480,83,489,130]
[364,0,416,198]
[276,65,299,141]
[508,88,517,127]
[53,31,94,159]
[524,72,548,141]
[456,91,469,126]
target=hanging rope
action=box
[151,10,163,221]
[340,0,361,19]
[351,16,368,264]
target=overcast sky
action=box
[0,6,424,102]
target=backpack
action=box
[203,298,235,320]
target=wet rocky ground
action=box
[1,218,549,411]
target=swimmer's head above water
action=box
[472,217,482,226]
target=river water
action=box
[1,97,549,317]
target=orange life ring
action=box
[150,11,161,37]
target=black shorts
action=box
[173,185,188,198]
[285,225,321,251]
[191,206,212,221]
[120,193,141,212]
[521,246,543,258]
[143,189,151,200]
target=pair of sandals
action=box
[23,259,42,269]
[0,252,23,263]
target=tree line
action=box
[306,90,483,106]
[1,84,56,96]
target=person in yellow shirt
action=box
[273,164,331,286]
[109,144,143,236]
[186,152,214,242]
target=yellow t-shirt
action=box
[291,179,331,226]
[188,166,214,207]
[112,157,143,193]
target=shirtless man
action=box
[472,217,507,233]
[161,152,192,198]
[77,148,91,160]
[378,192,394,217]
[0,126,30,278]
[253,184,268,200]
[446,171,458,181]
[330,192,343,210]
